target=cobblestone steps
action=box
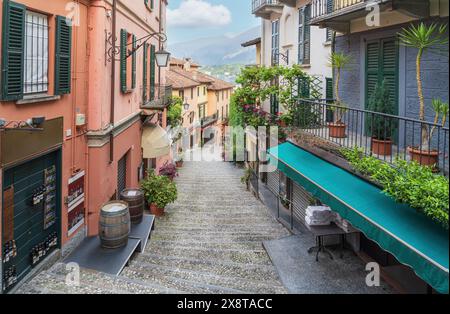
[17,159,289,294]
[127,260,286,294]
[16,263,180,294]
[135,253,282,282]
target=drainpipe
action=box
[158,0,163,126]
[109,0,117,163]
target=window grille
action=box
[24,11,49,94]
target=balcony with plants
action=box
[228,24,449,232]
[251,0,284,19]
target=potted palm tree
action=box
[399,22,448,166]
[367,80,395,156]
[141,171,178,217]
[328,52,352,138]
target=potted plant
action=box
[158,162,178,181]
[141,172,177,217]
[367,80,395,156]
[278,112,293,128]
[240,167,253,190]
[327,52,351,138]
[399,22,448,166]
[409,99,448,166]
[175,149,184,168]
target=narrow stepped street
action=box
[17,160,290,294]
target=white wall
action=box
[258,0,332,111]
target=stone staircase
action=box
[16,160,290,294]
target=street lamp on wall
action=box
[106,31,171,67]
[155,49,171,68]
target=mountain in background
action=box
[168,26,260,66]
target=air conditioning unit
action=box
[76,114,86,126]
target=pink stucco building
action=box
[0,0,170,292]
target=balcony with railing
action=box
[310,0,430,33]
[201,111,219,128]
[287,99,449,176]
[278,0,297,7]
[252,0,284,19]
[141,84,173,110]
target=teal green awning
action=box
[268,142,449,294]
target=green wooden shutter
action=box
[150,44,156,100]
[131,34,136,89]
[55,16,72,95]
[381,39,398,115]
[325,77,334,122]
[1,0,26,101]
[151,0,154,10]
[120,29,127,93]
[298,8,304,64]
[365,41,380,108]
[303,5,311,64]
[365,38,398,114]
[142,43,148,103]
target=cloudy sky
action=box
[167,0,259,44]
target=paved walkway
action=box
[16,160,290,294]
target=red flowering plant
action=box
[158,162,178,180]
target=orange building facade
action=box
[0,0,169,293]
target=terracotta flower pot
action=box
[328,122,347,138]
[408,147,439,168]
[279,121,287,128]
[371,138,393,156]
[176,161,183,168]
[149,203,165,217]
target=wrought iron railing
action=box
[142,84,172,109]
[252,0,280,13]
[311,0,365,19]
[201,112,219,127]
[290,99,449,176]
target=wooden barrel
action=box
[99,201,130,249]
[120,189,144,224]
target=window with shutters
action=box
[145,0,155,11]
[298,5,311,65]
[271,20,279,66]
[270,94,279,115]
[150,44,155,100]
[365,38,399,115]
[142,43,148,103]
[1,1,72,100]
[24,11,49,95]
[120,30,136,93]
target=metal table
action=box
[306,223,349,262]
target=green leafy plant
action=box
[342,147,449,229]
[240,167,253,186]
[167,96,183,127]
[141,171,178,209]
[429,98,449,139]
[328,52,352,123]
[366,80,395,140]
[399,22,448,150]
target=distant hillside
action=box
[168,26,260,66]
